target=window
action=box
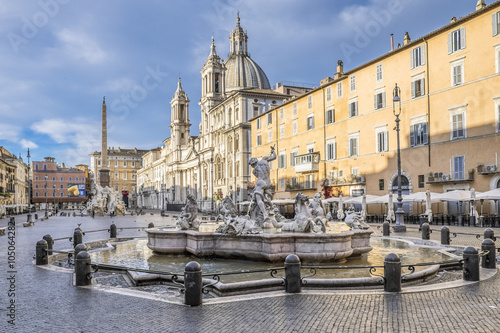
[76,177,79,182]
[326,108,335,124]
[253,106,259,117]
[35,184,38,189]
[44,192,47,197]
[60,192,64,197]
[410,123,429,146]
[35,176,39,181]
[280,125,285,139]
[451,62,464,86]
[280,178,285,189]
[292,177,298,186]
[350,76,356,92]
[352,168,359,177]
[256,135,262,146]
[115,185,119,191]
[43,164,47,170]
[376,129,388,153]
[267,113,272,125]
[451,112,466,139]
[278,152,286,169]
[496,46,500,73]
[305,174,314,189]
[418,175,425,188]
[279,107,284,121]
[35,164,39,171]
[82,177,85,182]
[115,161,118,167]
[448,27,466,54]
[411,78,425,98]
[97,160,101,166]
[453,156,465,180]
[132,161,136,167]
[35,192,39,197]
[307,95,313,109]
[60,177,63,181]
[293,120,298,135]
[410,45,425,69]
[349,100,358,117]
[337,82,343,98]
[494,11,500,36]
[376,64,383,82]
[307,115,314,130]
[326,86,332,102]
[290,150,298,167]
[256,118,261,129]
[69,177,72,182]
[374,92,386,110]
[268,130,272,143]
[293,102,297,115]
[326,140,336,160]
[123,161,127,167]
[379,179,384,191]
[60,184,63,189]
[348,134,359,157]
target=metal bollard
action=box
[463,246,480,281]
[484,228,496,242]
[10,217,15,225]
[441,226,450,245]
[35,213,38,220]
[27,213,32,222]
[109,223,117,238]
[74,243,88,259]
[36,240,48,265]
[384,253,401,292]
[73,228,83,248]
[382,221,391,236]
[421,223,430,240]
[285,254,302,293]
[481,238,496,269]
[74,251,92,286]
[184,261,202,306]
[148,222,155,229]
[43,234,54,255]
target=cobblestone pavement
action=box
[0,212,499,332]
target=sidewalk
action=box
[0,213,499,332]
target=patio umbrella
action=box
[271,199,295,205]
[360,194,367,222]
[476,188,500,200]
[433,190,471,202]
[386,191,395,222]
[337,195,345,220]
[424,189,433,223]
[344,195,380,205]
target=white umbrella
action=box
[434,190,471,202]
[367,194,391,204]
[337,195,345,220]
[344,195,380,204]
[322,196,351,203]
[386,191,395,222]
[271,199,295,205]
[476,188,500,200]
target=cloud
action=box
[54,28,109,65]
[0,124,20,142]
[19,139,38,149]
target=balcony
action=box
[326,176,366,187]
[426,172,474,184]
[285,181,317,192]
[294,152,320,173]
[477,164,498,175]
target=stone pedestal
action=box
[100,169,110,188]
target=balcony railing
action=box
[326,176,366,187]
[426,172,474,184]
[285,181,317,192]
[294,152,320,173]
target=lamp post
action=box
[53,184,56,213]
[44,175,48,217]
[210,156,214,220]
[393,83,406,232]
[26,148,32,222]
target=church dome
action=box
[223,14,271,92]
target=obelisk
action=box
[100,96,110,187]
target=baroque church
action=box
[137,15,303,210]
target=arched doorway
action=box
[391,175,410,213]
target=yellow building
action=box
[251,2,500,215]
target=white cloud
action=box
[19,139,38,149]
[55,29,109,65]
[0,124,20,142]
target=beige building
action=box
[0,146,28,214]
[251,1,500,215]
[90,147,148,207]
[137,16,309,211]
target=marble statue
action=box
[278,192,326,233]
[344,206,361,229]
[176,194,201,230]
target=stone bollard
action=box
[109,223,117,238]
[484,228,496,242]
[35,213,38,220]
[161,210,165,217]
[27,213,32,222]
[74,251,92,287]
[10,217,15,225]
[384,253,401,292]
[441,226,450,245]
[481,238,496,269]
[36,240,48,265]
[74,243,88,259]
[184,261,203,306]
[43,234,54,255]
[285,254,302,293]
[382,221,391,236]
[148,222,155,229]
[463,246,480,281]
[73,228,83,248]
[421,223,430,240]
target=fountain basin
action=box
[146,228,373,262]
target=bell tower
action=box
[170,78,191,156]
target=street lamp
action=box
[26,148,32,222]
[210,156,214,220]
[393,83,406,232]
[53,184,56,213]
[44,175,48,217]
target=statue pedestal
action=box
[100,169,110,188]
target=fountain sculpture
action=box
[86,176,127,216]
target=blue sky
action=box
[0,0,483,166]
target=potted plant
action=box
[477,164,484,173]
[468,169,475,180]
[427,172,434,182]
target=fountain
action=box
[85,174,127,216]
[147,147,373,262]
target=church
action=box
[136,15,307,211]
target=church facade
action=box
[137,16,299,211]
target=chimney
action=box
[450,16,457,23]
[391,34,394,51]
[334,60,344,80]
[403,32,411,46]
[476,0,486,11]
